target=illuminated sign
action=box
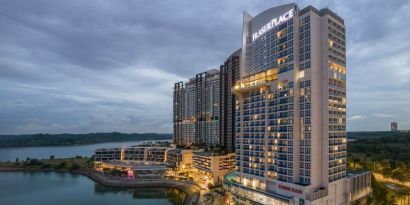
[278,184,303,194]
[127,170,134,177]
[252,9,295,41]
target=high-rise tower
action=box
[173,69,220,147]
[391,122,398,131]
[220,49,241,152]
[224,4,371,205]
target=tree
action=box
[69,162,80,171]
[365,195,373,205]
[55,161,67,169]
[15,158,19,162]
[391,168,406,182]
[21,158,43,166]
[353,158,360,169]
[396,188,410,205]
[370,174,389,204]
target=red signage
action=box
[278,184,302,194]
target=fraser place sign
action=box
[252,9,295,42]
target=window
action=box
[304,16,310,23]
[288,64,294,70]
[305,62,311,69]
[299,70,305,78]
[288,40,293,46]
[288,55,293,61]
[288,26,293,32]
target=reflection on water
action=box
[94,184,186,204]
[0,172,184,205]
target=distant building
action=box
[95,146,171,162]
[94,148,122,161]
[220,49,241,152]
[173,69,220,147]
[173,81,196,146]
[391,122,398,131]
[174,51,242,152]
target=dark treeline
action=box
[348,131,410,163]
[0,132,172,147]
[347,131,408,139]
[347,132,410,204]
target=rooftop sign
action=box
[252,9,295,42]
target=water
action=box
[0,139,171,162]
[0,172,186,205]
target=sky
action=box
[0,0,409,135]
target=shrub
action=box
[69,162,80,171]
[55,162,67,169]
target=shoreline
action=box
[0,168,200,205]
[0,138,172,149]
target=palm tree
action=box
[396,190,405,205]
[396,187,410,205]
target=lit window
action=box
[299,70,305,79]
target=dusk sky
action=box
[0,0,409,134]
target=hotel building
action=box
[224,3,371,205]
[173,69,220,147]
[192,151,236,185]
[220,49,241,152]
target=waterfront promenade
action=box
[0,168,200,205]
[84,170,200,205]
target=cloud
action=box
[0,0,409,134]
[373,113,395,118]
[348,115,367,121]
